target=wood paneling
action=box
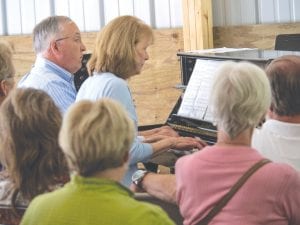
[213,22,300,49]
[2,22,300,125]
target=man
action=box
[18,16,86,114]
[252,55,300,171]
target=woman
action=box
[0,88,68,211]
[76,15,205,186]
[175,61,300,225]
[21,99,175,225]
[0,41,15,104]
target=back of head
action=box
[210,61,271,139]
[0,41,15,81]
[59,98,134,177]
[0,88,66,203]
[265,55,300,116]
[33,15,72,54]
[88,15,153,78]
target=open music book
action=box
[177,58,225,122]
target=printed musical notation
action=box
[177,59,225,122]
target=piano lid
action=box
[177,49,300,62]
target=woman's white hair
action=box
[210,61,271,139]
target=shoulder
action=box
[101,72,128,88]
[267,162,299,179]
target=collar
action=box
[262,119,300,138]
[70,174,133,197]
[36,56,74,83]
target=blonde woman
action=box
[0,41,15,104]
[76,15,205,186]
[21,99,175,225]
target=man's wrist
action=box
[132,170,149,189]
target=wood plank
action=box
[182,0,213,50]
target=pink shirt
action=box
[175,145,300,225]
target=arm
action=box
[150,136,207,155]
[132,173,177,204]
[139,126,179,137]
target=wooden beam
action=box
[182,0,213,51]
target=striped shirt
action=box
[18,56,77,114]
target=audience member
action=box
[18,16,86,114]
[0,88,68,211]
[0,41,15,105]
[21,98,175,225]
[135,61,300,225]
[76,15,205,186]
[252,55,300,170]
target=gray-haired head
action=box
[210,61,271,139]
[33,16,72,54]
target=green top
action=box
[20,175,174,225]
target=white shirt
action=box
[252,119,300,171]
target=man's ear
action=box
[267,105,275,119]
[49,40,60,55]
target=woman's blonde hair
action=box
[88,15,153,79]
[0,41,15,81]
[210,61,271,139]
[59,98,135,176]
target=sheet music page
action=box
[178,59,225,122]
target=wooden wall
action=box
[2,22,300,125]
[213,22,300,49]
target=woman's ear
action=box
[123,152,129,163]
[0,79,11,96]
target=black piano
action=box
[144,48,300,172]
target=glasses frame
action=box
[55,36,71,43]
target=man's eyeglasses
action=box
[55,35,82,44]
[55,36,71,42]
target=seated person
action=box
[252,55,300,170]
[0,40,15,105]
[0,88,68,211]
[18,16,86,114]
[76,15,206,186]
[20,98,175,225]
[134,61,300,225]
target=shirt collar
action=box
[70,174,133,197]
[36,56,74,83]
[262,119,300,138]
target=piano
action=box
[144,48,300,172]
[74,53,91,91]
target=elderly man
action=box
[18,16,86,114]
[252,55,300,171]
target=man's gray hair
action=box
[33,16,72,54]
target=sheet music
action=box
[187,47,254,54]
[178,59,225,122]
